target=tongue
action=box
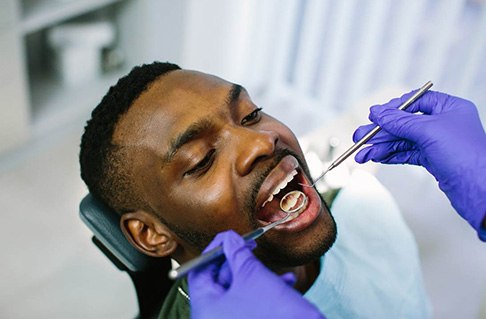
[257,198,287,222]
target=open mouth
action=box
[256,161,311,224]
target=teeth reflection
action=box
[280,190,307,214]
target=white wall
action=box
[179,0,486,134]
[180,0,258,84]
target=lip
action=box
[255,156,321,233]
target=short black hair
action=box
[79,61,181,214]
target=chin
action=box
[255,205,337,269]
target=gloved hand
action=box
[188,230,325,319]
[353,90,486,239]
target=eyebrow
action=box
[163,83,243,163]
[226,84,243,106]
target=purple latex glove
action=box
[188,230,325,319]
[353,90,486,239]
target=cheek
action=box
[166,180,245,232]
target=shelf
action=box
[30,67,129,136]
[20,0,123,35]
[1,0,181,155]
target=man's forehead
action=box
[112,70,235,151]
[154,69,231,93]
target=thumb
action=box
[188,230,240,295]
[188,258,225,297]
[222,233,266,282]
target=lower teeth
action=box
[280,190,307,213]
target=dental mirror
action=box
[280,190,307,213]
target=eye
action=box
[184,149,216,176]
[241,107,263,126]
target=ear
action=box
[120,210,177,258]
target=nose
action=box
[234,127,279,176]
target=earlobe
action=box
[120,211,177,258]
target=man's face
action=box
[114,70,336,268]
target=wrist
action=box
[479,213,486,242]
[439,160,486,235]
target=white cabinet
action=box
[0,0,186,154]
[0,0,29,154]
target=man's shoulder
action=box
[158,278,190,319]
[307,170,431,318]
[330,170,413,243]
[320,187,341,208]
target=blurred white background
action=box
[1,0,485,318]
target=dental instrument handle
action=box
[168,213,291,280]
[309,81,433,187]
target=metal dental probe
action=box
[168,212,294,280]
[303,81,434,188]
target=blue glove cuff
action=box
[478,211,486,242]
[478,227,486,242]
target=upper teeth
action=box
[262,169,298,207]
